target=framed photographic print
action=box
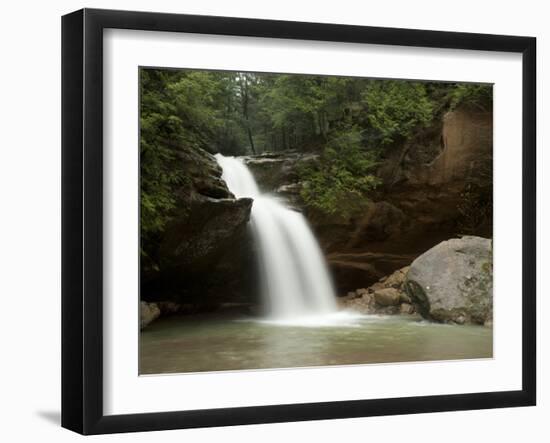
[61,8,536,435]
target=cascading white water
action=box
[215,154,338,320]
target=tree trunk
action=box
[282,126,288,150]
[247,127,256,154]
[239,74,256,154]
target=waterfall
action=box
[215,154,337,319]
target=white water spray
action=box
[215,154,338,320]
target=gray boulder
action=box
[404,236,492,325]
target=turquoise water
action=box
[139,313,493,375]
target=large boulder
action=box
[404,236,492,325]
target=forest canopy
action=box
[140,68,492,243]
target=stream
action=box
[140,313,492,374]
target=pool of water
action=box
[139,312,493,374]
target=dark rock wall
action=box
[141,145,258,308]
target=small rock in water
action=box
[140,301,161,329]
[368,282,385,294]
[454,315,466,325]
[384,267,408,288]
[362,293,374,304]
[158,301,181,315]
[399,292,412,304]
[344,265,413,315]
[374,288,401,306]
[400,303,414,314]
[343,291,359,301]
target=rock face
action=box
[141,144,256,308]
[244,152,317,208]
[159,197,252,272]
[153,197,256,305]
[404,236,492,325]
[244,152,317,192]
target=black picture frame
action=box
[61,8,537,435]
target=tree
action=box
[299,129,381,217]
[140,68,492,224]
[362,80,435,145]
[236,73,257,154]
[449,83,492,111]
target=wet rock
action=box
[362,292,374,304]
[341,265,412,315]
[340,293,375,314]
[399,292,412,304]
[343,291,359,301]
[454,315,466,325]
[400,303,414,314]
[377,305,400,315]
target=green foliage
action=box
[140,70,188,241]
[255,74,368,151]
[299,130,381,217]
[140,67,492,227]
[140,69,251,247]
[449,84,493,111]
[362,80,435,145]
